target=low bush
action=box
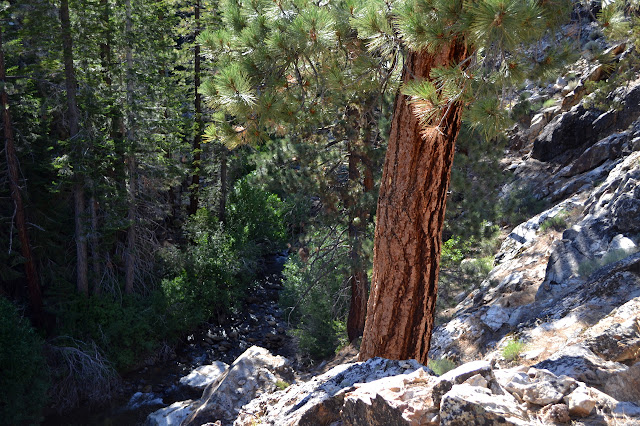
[161,211,242,330]
[498,184,548,228]
[460,256,494,277]
[227,173,286,256]
[441,236,473,268]
[428,358,457,376]
[46,337,118,413]
[280,225,351,360]
[54,291,164,370]
[0,297,49,425]
[502,338,526,362]
[539,213,568,233]
[578,248,638,278]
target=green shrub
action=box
[460,256,494,276]
[498,184,547,227]
[578,248,638,278]
[510,98,542,122]
[161,211,242,330]
[275,379,290,390]
[55,292,163,370]
[428,358,457,376]
[0,298,49,425]
[502,338,526,361]
[280,225,351,360]
[228,173,286,255]
[441,236,473,268]
[539,213,568,233]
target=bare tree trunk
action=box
[124,0,136,294]
[125,156,136,294]
[359,41,467,364]
[347,142,368,342]
[345,99,378,342]
[188,0,202,216]
[89,194,101,294]
[1,27,43,322]
[60,0,88,296]
[90,0,112,296]
[218,145,227,224]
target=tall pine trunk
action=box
[60,0,89,296]
[359,42,467,364]
[1,27,43,321]
[124,0,136,294]
[188,0,202,216]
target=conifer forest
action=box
[2,0,640,424]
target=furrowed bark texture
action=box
[359,42,466,364]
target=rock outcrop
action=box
[146,346,293,426]
[235,357,426,426]
[184,346,293,425]
[146,400,195,426]
[179,362,229,390]
[229,354,640,425]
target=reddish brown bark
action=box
[359,41,467,364]
[1,27,43,322]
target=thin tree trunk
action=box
[60,0,88,296]
[359,42,467,364]
[89,194,101,294]
[188,0,202,216]
[125,156,136,293]
[1,27,43,322]
[218,145,227,224]
[346,156,368,341]
[91,0,111,296]
[99,0,112,86]
[124,0,136,294]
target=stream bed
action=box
[43,251,293,426]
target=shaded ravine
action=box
[44,251,293,426]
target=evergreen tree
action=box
[357,0,571,363]
[199,0,397,342]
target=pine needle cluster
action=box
[198,0,396,149]
[350,0,572,141]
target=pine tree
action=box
[357,0,571,363]
[199,0,397,341]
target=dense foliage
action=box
[0,298,49,425]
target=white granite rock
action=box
[146,400,195,426]
[563,386,596,417]
[179,362,228,390]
